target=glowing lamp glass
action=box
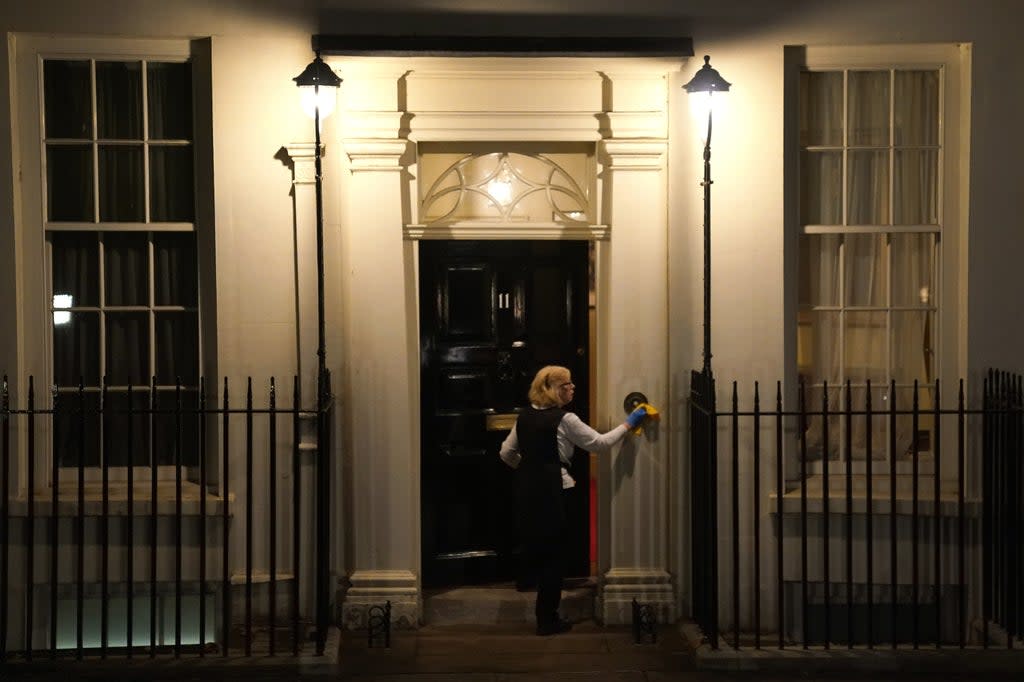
[299,85,336,120]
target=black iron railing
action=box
[690,368,718,648]
[983,369,1023,646]
[690,369,1024,650]
[0,374,333,660]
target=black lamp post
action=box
[293,50,340,656]
[294,51,342,383]
[683,55,730,376]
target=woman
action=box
[499,365,647,635]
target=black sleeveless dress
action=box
[513,406,567,541]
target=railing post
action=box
[708,371,719,649]
[689,369,718,649]
[292,376,302,657]
[1,375,9,662]
[315,368,332,655]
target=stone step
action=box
[423,579,596,626]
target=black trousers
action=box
[523,531,566,626]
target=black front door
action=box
[420,240,590,587]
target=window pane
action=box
[99,145,144,221]
[148,62,193,140]
[801,383,841,461]
[892,311,934,384]
[847,151,889,224]
[106,312,149,385]
[104,232,149,306]
[847,384,889,461]
[53,312,100,387]
[844,234,887,307]
[844,311,887,384]
[798,234,840,306]
[54,391,101,467]
[96,61,142,140]
[51,231,99,307]
[153,389,199,466]
[894,150,938,224]
[150,146,195,221]
[801,151,842,224]
[889,382,927,458]
[43,60,91,139]
[155,311,199,385]
[103,390,151,467]
[891,233,935,307]
[800,71,843,147]
[800,310,839,384]
[154,232,198,305]
[47,145,94,221]
[848,70,890,146]
[894,70,939,146]
[797,310,813,375]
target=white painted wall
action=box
[0,0,1022,635]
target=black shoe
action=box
[536,618,573,636]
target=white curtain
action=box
[801,69,938,461]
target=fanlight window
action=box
[418,147,593,226]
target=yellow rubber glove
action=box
[629,402,660,435]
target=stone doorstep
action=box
[681,621,1024,674]
[423,582,596,626]
[337,621,694,676]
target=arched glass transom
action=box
[418,147,593,226]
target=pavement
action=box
[337,621,692,679]
[4,621,1024,681]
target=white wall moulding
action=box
[284,143,322,185]
[600,139,669,171]
[406,67,604,142]
[406,70,604,114]
[341,569,420,630]
[342,139,409,172]
[408,112,604,143]
[601,71,671,139]
[603,112,670,140]
[599,568,678,625]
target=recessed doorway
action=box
[419,239,591,587]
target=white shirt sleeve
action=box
[556,412,630,489]
[499,424,522,469]
[558,412,629,455]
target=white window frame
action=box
[12,35,210,488]
[791,43,971,477]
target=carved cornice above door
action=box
[343,139,408,172]
[326,55,676,237]
[329,56,680,145]
[409,112,603,143]
[602,112,669,141]
[601,139,668,171]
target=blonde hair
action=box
[528,365,571,407]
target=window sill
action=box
[5,481,233,517]
[769,474,981,517]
